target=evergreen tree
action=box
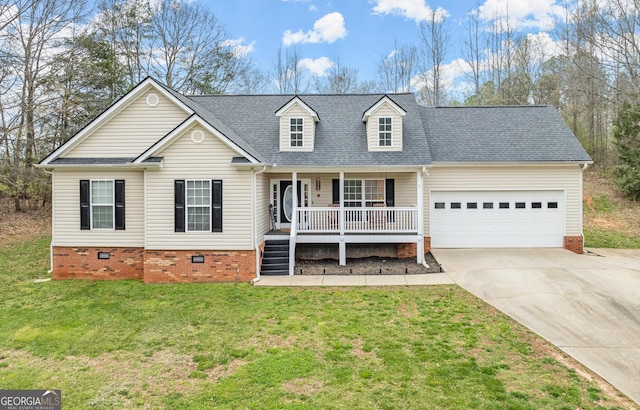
[613,101,640,200]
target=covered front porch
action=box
[265,169,426,275]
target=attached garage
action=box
[430,190,565,248]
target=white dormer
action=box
[362,96,406,152]
[276,96,319,152]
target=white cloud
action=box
[526,31,563,59]
[372,0,449,22]
[298,56,333,76]
[309,5,319,12]
[478,0,564,31]
[282,12,347,45]
[411,58,469,94]
[220,37,255,58]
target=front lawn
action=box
[0,236,634,409]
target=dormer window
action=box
[379,117,392,147]
[290,118,303,147]
[276,96,319,152]
[362,96,406,152]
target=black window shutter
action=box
[212,180,223,232]
[174,180,185,232]
[115,180,125,230]
[332,179,340,204]
[80,180,90,230]
[385,179,395,206]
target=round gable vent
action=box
[146,93,160,107]
[191,130,205,144]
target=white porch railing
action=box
[296,207,419,233]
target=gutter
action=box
[252,165,268,285]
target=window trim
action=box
[343,178,386,207]
[175,179,222,233]
[186,179,212,232]
[90,179,115,230]
[378,117,392,147]
[289,117,304,147]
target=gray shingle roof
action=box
[420,105,592,163]
[187,93,432,167]
[51,157,162,165]
[45,76,592,167]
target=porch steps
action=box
[261,239,290,276]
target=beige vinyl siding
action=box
[65,90,189,158]
[279,105,315,152]
[424,165,583,236]
[367,104,403,152]
[145,125,253,250]
[393,173,417,206]
[255,172,271,242]
[52,170,144,246]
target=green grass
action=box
[583,171,640,249]
[584,228,640,249]
[0,237,633,409]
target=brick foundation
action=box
[397,243,417,258]
[143,250,256,283]
[397,237,431,258]
[52,247,144,280]
[52,246,258,283]
[564,236,584,254]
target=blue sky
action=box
[211,0,565,92]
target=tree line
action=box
[1,0,639,211]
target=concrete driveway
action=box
[431,248,640,405]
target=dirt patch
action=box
[0,199,50,245]
[295,253,442,275]
[282,377,325,396]
[583,170,640,238]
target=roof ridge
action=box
[187,92,414,98]
[432,104,552,109]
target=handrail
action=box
[296,206,418,233]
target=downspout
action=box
[42,168,54,274]
[252,165,268,285]
[421,167,430,269]
[579,163,589,250]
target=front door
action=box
[271,179,310,230]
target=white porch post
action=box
[289,172,298,275]
[339,171,346,265]
[416,170,424,264]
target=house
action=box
[37,77,592,283]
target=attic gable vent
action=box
[146,93,160,107]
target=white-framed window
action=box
[290,118,303,147]
[91,180,114,229]
[344,179,385,207]
[187,180,211,231]
[378,117,392,146]
[364,179,385,206]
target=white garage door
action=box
[430,190,565,248]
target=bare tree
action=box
[376,39,417,93]
[94,0,152,88]
[314,58,362,94]
[149,0,250,94]
[0,0,34,33]
[272,45,306,94]
[1,0,87,211]
[460,9,486,101]
[417,10,450,106]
